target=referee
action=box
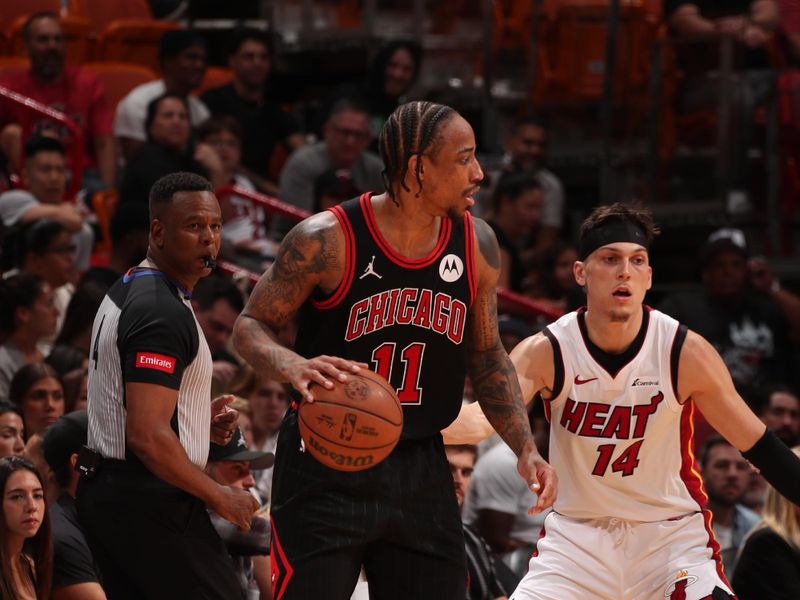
[76,172,259,600]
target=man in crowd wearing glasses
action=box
[274,98,384,237]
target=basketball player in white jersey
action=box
[509,203,800,600]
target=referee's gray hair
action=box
[148,172,214,219]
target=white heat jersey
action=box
[543,307,707,522]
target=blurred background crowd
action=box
[0,1,799,599]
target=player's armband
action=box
[742,429,800,506]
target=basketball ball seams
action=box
[300,400,403,428]
[300,369,403,471]
[297,411,399,450]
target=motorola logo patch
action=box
[439,254,463,282]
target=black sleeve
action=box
[732,529,800,600]
[742,429,800,506]
[118,290,198,390]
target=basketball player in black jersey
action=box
[233,101,556,600]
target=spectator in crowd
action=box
[9,362,64,439]
[0,274,59,399]
[525,240,583,316]
[700,435,760,576]
[754,384,800,446]
[77,173,257,599]
[0,137,94,272]
[227,397,254,447]
[462,436,549,579]
[191,274,246,389]
[205,426,273,600]
[60,369,88,415]
[114,29,210,160]
[276,98,384,237]
[195,116,278,266]
[201,28,304,195]
[732,445,800,599]
[313,168,362,213]
[8,219,77,335]
[0,12,115,191]
[119,94,222,205]
[41,411,105,600]
[80,202,150,291]
[0,401,25,459]
[658,228,793,394]
[478,116,564,257]
[44,345,87,379]
[52,279,107,355]
[446,443,510,600]
[0,455,53,600]
[229,368,288,503]
[666,0,779,211]
[486,172,543,293]
[784,0,800,61]
[747,254,800,343]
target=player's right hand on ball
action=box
[214,486,260,531]
[286,355,369,403]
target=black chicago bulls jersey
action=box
[295,193,476,439]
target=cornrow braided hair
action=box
[379,101,456,205]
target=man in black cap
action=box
[114,29,210,160]
[42,410,106,600]
[205,427,273,600]
[659,227,792,394]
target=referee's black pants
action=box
[76,462,241,600]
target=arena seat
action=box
[0,0,62,33]
[91,188,118,260]
[96,20,180,73]
[0,56,29,80]
[81,61,158,108]
[195,66,233,95]
[70,0,154,32]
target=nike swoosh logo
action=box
[574,375,598,385]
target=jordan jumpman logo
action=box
[360,255,382,279]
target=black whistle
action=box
[204,257,217,269]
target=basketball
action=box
[298,369,403,472]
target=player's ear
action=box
[574,260,586,287]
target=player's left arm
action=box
[465,217,556,512]
[680,329,800,505]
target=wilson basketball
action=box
[298,369,403,472]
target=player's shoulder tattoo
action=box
[472,217,501,270]
[272,212,341,280]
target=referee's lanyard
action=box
[122,267,193,300]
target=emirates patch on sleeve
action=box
[135,352,176,374]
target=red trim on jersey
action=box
[311,204,356,310]
[270,517,294,600]
[464,211,477,306]
[360,193,452,268]
[531,521,548,558]
[679,402,732,589]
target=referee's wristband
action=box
[742,428,800,506]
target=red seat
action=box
[81,61,158,109]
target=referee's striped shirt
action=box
[87,260,213,468]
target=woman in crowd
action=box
[8,364,64,440]
[0,402,24,460]
[0,455,52,600]
[733,445,800,598]
[0,274,59,399]
[525,240,583,316]
[119,93,224,205]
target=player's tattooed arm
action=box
[466,218,535,456]
[233,213,343,382]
